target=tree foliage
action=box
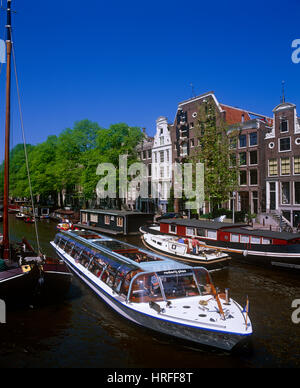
[0,120,144,207]
[189,101,239,211]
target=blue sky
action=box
[0,0,299,159]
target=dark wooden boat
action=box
[0,1,71,307]
[140,219,300,271]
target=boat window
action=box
[169,224,177,234]
[59,238,67,249]
[77,251,92,269]
[250,236,261,244]
[186,227,195,236]
[240,235,250,244]
[129,273,163,303]
[194,268,213,295]
[88,259,105,278]
[207,230,217,240]
[231,234,239,243]
[159,271,200,299]
[65,241,75,255]
[196,228,206,237]
[121,251,163,263]
[262,238,271,245]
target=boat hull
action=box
[53,247,250,351]
[141,236,230,271]
[141,226,300,271]
[0,266,41,306]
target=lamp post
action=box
[232,191,237,224]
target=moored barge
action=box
[51,229,252,351]
[140,219,300,270]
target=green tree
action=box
[189,101,238,213]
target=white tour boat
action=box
[50,229,252,351]
[140,226,230,270]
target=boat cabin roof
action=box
[58,230,192,273]
[161,219,246,230]
[80,209,153,216]
[224,227,300,241]
[161,219,300,241]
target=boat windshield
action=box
[129,268,213,303]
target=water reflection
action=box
[0,216,300,367]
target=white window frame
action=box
[278,136,291,153]
[280,157,291,176]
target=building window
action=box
[280,157,290,175]
[160,167,164,178]
[239,152,247,166]
[143,151,146,160]
[148,149,152,159]
[190,122,194,128]
[269,159,278,176]
[230,153,236,167]
[117,217,123,227]
[166,150,170,162]
[252,191,258,214]
[160,137,164,146]
[240,170,247,185]
[280,119,288,133]
[148,164,152,177]
[182,143,188,156]
[279,137,291,152]
[239,134,247,148]
[249,150,258,165]
[294,157,300,174]
[249,132,258,146]
[250,170,258,185]
[295,182,300,204]
[229,138,237,149]
[160,151,164,163]
[281,182,290,204]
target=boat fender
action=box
[243,250,248,257]
[149,301,162,314]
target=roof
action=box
[61,230,193,273]
[219,104,251,125]
[225,227,300,241]
[81,209,153,216]
[160,219,246,230]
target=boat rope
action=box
[10,27,42,256]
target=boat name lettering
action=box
[161,269,188,275]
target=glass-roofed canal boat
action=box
[50,230,253,351]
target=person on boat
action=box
[178,238,185,244]
[192,238,198,255]
[150,274,160,295]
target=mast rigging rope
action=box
[10,27,42,255]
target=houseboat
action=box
[141,231,231,270]
[79,209,154,236]
[140,219,300,270]
[50,229,252,351]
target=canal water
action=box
[0,215,300,368]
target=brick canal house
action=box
[132,92,300,229]
[167,91,271,215]
[264,101,300,228]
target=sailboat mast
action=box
[3,0,12,260]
